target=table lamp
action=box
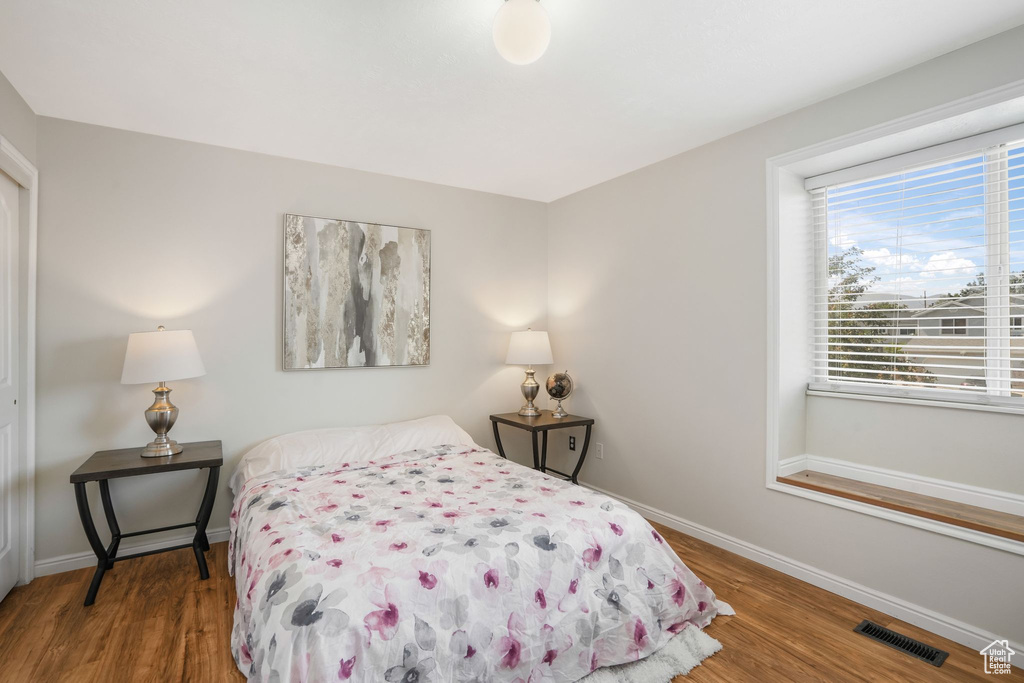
[121,326,206,457]
[506,329,553,417]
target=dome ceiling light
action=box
[492,0,551,65]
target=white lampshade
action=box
[506,329,553,366]
[493,0,551,65]
[121,328,206,385]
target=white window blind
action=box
[810,131,1024,405]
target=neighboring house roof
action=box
[910,294,1024,318]
[911,300,983,318]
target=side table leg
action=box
[491,422,508,459]
[531,431,540,470]
[540,431,548,473]
[74,482,109,606]
[193,466,220,580]
[196,497,210,552]
[570,425,593,485]
[99,480,121,568]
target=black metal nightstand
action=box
[489,410,594,484]
[69,440,222,606]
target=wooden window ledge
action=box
[778,470,1024,544]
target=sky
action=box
[826,141,1024,302]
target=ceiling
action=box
[2,1,1024,202]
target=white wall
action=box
[0,70,35,164]
[34,117,548,562]
[547,26,1024,644]
[805,396,1024,493]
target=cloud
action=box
[938,208,984,222]
[829,233,857,250]
[920,252,978,278]
[863,247,919,268]
[855,249,978,296]
[871,277,932,297]
[826,206,987,297]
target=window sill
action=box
[778,470,1024,544]
[769,463,1024,556]
[806,385,1024,416]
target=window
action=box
[809,129,1024,404]
[769,93,1024,552]
[941,318,967,335]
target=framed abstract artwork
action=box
[283,213,430,369]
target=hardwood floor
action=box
[778,469,1024,543]
[0,545,240,683]
[0,524,1018,682]
[658,522,1021,682]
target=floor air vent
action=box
[853,620,948,667]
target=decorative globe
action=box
[546,372,573,400]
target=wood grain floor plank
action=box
[0,526,1018,682]
[652,522,1022,682]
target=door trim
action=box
[0,135,37,584]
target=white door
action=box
[0,169,20,601]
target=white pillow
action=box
[229,415,478,493]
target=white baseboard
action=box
[582,481,1023,655]
[34,527,230,577]
[795,455,1024,518]
[777,455,808,477]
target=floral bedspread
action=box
[229,445,723,682]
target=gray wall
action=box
[0,70,35,164]
[546,26,1024,643]
[34,117,549,561]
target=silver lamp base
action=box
[141,436,183,458]
[141,382,184,458]
[518,366,541,417]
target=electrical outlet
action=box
[595,443,604,459]
[568,435,576,451]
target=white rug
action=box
[579,602,734,683]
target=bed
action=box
[229,416,728,682]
